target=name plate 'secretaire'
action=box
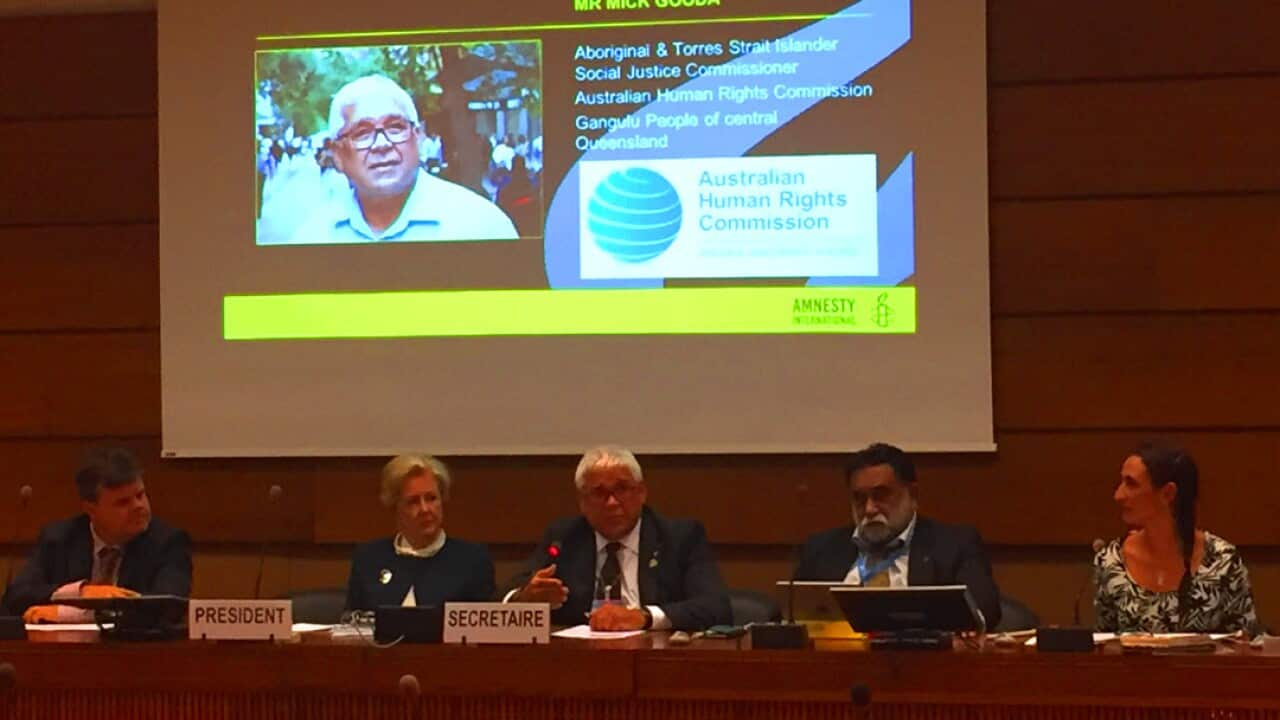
[443,602,550,645]
[188,600,293,640]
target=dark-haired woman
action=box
[1094,442,1259,635]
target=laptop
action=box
[774,581,861,638]
[828,585,984,633]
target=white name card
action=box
[443,602,549,645]
[188,599,292,640]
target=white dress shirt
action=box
[593,518,671,630]
[49,524,122,621]
[843,514,917,588]
[393,532,447,607]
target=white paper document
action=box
[25,623,110,632]
[552,624,645,640]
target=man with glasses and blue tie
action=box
[504,446,731,632]
[793,443,1003,628]
[290,74,518,244]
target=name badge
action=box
[188,599,292,640]
[443,602,549,645]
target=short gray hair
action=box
[328,74,420,139]
[573,445,643,490]
[379,454,451,508]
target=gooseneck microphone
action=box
[850,683,872,708]
[0,486,34,639]
[253,484,284,600]
[1038,538,1106,652]
[3,485,33,591]
[1071,538,1106,626]
[750,482,810,649]
[785,480,812,625]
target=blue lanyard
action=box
[855,544,908,583]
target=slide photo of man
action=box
[255,42,543,245]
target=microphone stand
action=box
[750,481,809,649]
[1036,538,1104,653]
[0,485,32,639]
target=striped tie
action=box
[93,546,122,585]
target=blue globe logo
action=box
[587,168,683,263]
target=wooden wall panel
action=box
[0,223,159,330]
[988,0,1280,85]
[994,314,1280,430]
[0,438,314,543]
[0,332,158,436]
[0,11,156,120]
[991,195,1280,314]
[990,77,1280,199]
[0,116,157,225]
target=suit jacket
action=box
[345,536,495,611]
[2,514,192,615]
[793,516,1002,629]
[504,506,731,631]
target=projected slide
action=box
[160,0,994,456]
[255,42,542,245]
[232,0,920,340]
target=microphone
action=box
[849,683,872,708]
[1039,538,1106,652]
[1071,538,1106,626]
[509,537,564,605]
[785,481,811,625]
[3,485,32,590]
[750,482,810,649]
[397,673,420,700]
[253,484,284,600]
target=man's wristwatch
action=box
[639,607,653,630]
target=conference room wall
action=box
[1,3,1278,625]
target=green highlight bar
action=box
[224,287,916,340]
[256,13,864,43]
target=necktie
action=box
[598,542,623,601]
[94,546,122,585]
[856,538,905,588]
[863,562,892,587]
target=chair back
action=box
[995,594,1040,632]
[729,588,782,626]
[287,588,347,624]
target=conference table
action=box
[2,628,1278,719]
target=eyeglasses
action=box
[337,118,415,150]
[582,484,641,504]
[851,485,901,508]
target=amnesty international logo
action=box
[586,168,683,263]
[872,292,895,328]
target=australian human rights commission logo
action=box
[587,168,683,263]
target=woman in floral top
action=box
[1094,441,1260,636]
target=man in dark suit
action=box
[794,443,1002,629]
[505,446,731,631]
[3,448,192,622]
